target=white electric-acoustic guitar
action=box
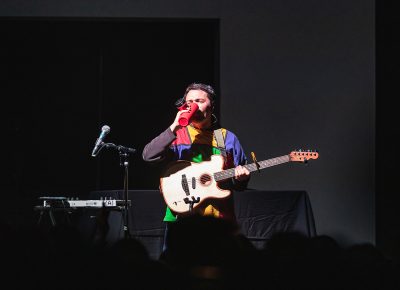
[159,149,319,214]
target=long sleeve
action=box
[142,128,176,163]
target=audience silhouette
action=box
[1,214,399,290]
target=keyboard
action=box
[39,197,131,208]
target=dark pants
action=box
[162,221,171,253]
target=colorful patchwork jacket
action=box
[142,125,248,222]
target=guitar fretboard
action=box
[213,155,290,182]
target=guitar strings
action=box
[184,155,291,184]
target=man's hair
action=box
[183,83,216,105]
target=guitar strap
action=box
[214,128,227,158]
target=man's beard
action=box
[191,110,206,122]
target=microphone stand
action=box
[103,142,136,239]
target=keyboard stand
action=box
[34,206,73,227]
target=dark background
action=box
[1,0,397,262]
[0,18,219,225]
[376,0,400,263]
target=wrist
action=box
[170,123,179,133]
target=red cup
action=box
[178,103,199,127]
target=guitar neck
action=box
[213,155,290,182]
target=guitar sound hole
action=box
[199,174,212,186]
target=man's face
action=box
[185,89,213,122]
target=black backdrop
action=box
[1,19,218,227]
[1,0,398,264]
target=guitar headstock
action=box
[290,149,319,163]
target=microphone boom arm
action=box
[103,143,136,155]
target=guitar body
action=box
[160,155,231,213]
[159,149,319,214]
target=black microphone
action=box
[91,125,111,157]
